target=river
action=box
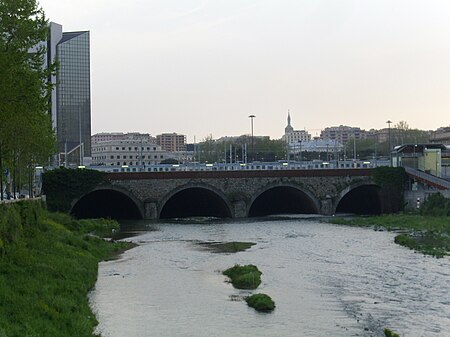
[89,217,450,337]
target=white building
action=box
[298,139,344,153]
[282,111,311,144]
[91,139,167,167]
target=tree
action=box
[0,0,56,198]
[392,121,430,146]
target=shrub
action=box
[223,264,262,289]
[420,193,450,217]
[246,293,275,312]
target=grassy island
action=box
[330,214,449,257]
[0,201,133,337]
[223,264,262,289]
[246,293,275,312]
[330,193,450,258]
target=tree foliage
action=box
[0,0,56,197]
[196,135,285,163]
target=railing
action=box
[404,167,450,190]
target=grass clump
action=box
[245,293,275,312]
[223,264,262,289]
[384,328,400,337]
[0,201,133,337]
[394,232,448,258]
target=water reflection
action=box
[90,219,450,337]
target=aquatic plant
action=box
[384,328,400,337]
[245,293,275,312]
[200,241,255,253]
[223,264,262,289]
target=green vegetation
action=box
[330,213,450,257]
[245,293,275,312]
[384,328,401,337]
[372,166,408,213]
[196,135,286,163]
[200,241,255,253]
[0,0,57,198]
[223,264,262,289]
[0,201,133,337]
[420,193,450,217]
[42,168,107,212]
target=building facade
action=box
[431,127,450,145]
[156,133,187,152]
[320,125,366,144]
[91,139,167,167]
[92,132,155,144]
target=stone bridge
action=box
[71,169,387,219]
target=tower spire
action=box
[285,109,294,134]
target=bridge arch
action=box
[248,183,320,217]
[71,186,144,219]
[334,182,381,215]
[158,183,233,219]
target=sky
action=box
[39,0,450,141]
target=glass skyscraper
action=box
[56,31,91,159]
[45,23,91,164]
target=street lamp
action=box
[386,120,392,166]
[249,115,255,162]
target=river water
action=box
[89,218,450,337]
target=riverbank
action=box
[0,201,134,337]
[329,214,450,257]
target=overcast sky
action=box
[39,0,450,141]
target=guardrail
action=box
[405,167,450,190]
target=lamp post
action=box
[249,115,255,162]
[386,120,392,166]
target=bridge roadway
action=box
[71,168,390,219]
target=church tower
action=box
[285,110,294,134]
